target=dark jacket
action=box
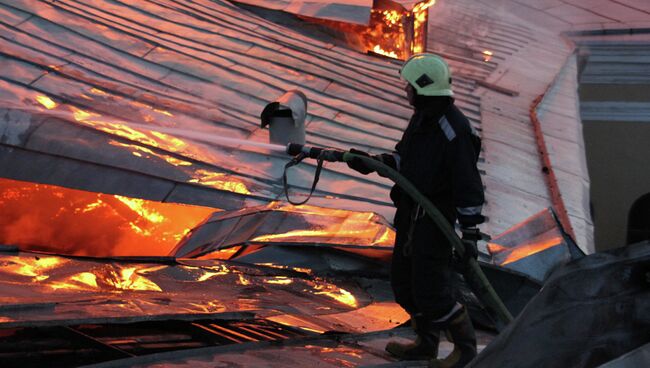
[390,99,484,226]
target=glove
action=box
[346,148,375,175]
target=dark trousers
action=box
[391,207,456,320]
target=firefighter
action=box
[346,53,485,367]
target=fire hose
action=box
[283,143,514,330]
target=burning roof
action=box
[4,0,643,365]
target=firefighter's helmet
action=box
[400,53,453,97]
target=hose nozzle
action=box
[286,143,345,162]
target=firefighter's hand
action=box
[460,226,480,260]
[346,148,375,175]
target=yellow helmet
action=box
[400,53,453,97]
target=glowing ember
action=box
[35,95,57,110]
[0,178,216,257]
[482,50,494,62]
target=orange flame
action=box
[364,0,435,59]
[114,195,165,223]
[372,45,399,59]
[0,178,216,257]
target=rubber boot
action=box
[386,315,440,361]
[429,307,477,368]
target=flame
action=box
[482,50,494,62]
[364,7,407,60]
[114,195,165,223]
[412,1,435,54]
[364,0,435,59]
[489,236,563,266]
[0,178,216,257]
[372,45,399,59]
[36,95,58,110]
[413,0,436,13]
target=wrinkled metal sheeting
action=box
[0,252,391,330]
[173,202,395,259]
[487,208,584,282]
[232,0,373,25]
[469,241,650,368]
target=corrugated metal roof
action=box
[0,0,606,249]
[0,0,466,221]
